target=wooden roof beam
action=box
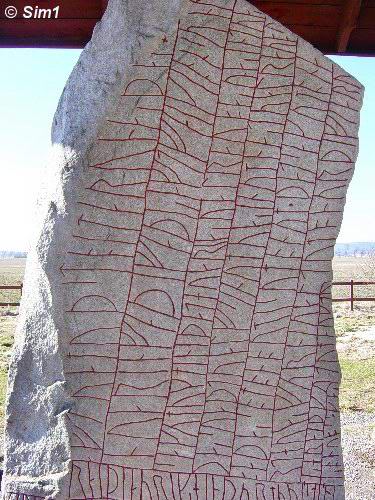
[336,0,362,53]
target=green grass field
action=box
[0,256,374,458]
[340,358,375,412]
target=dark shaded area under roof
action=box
[0,0,373,55]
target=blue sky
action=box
[0,49,374,251]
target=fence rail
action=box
[1,281,375,310]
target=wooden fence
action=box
[1,281,375,310]
[332,280,375,311]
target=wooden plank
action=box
[283,24,337,51]
[336,0,363,53]
[349,27,375,53]
[333,281,375,285]
[357,5,375,28]
[0,0,373,54]
[252,1,340,26]
[350,279,354,311]
[332,298,375,302]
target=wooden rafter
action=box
[336,0,362,53]
[0,0,372,54]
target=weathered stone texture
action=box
[2,0,363,498]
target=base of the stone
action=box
[5,461,343,499]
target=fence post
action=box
[350,279,354,311]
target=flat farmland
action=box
[0,258,25,305]
[333,255,375,299]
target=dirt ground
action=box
[334,303,375,499]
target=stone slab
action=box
[2,0,364,498]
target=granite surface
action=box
[2,0,363,498]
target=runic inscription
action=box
[4,0,363,498]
